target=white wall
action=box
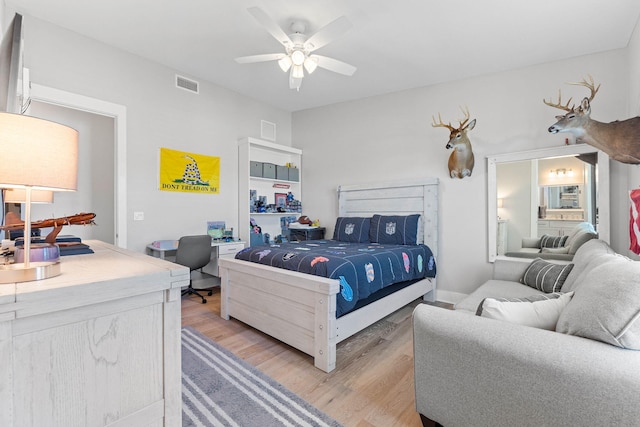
[9,4,640,299]
[293,49,631,300]
[13,12,292,252]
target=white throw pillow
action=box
[479,292,574,330]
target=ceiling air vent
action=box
[176,75,199,94]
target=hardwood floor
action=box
[181,286,443,427]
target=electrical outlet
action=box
[133,211,144,221]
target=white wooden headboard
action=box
[337,178,439,257]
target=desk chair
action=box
[175,235,212,304]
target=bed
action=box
[219,178,439,372]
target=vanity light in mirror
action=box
[549,168,573,177]
[487,144,610,262]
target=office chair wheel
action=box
[202,298,207,304]
[208,290,213,296]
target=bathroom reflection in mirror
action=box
[487,145,610,262]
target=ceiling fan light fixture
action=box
[291,50,306,66]
[278,55,292,72]
[292,64,304,79]
[303,57,318,74]
[237,8,356,91]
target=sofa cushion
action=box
[556,255,640,349]
[478,292,574,330]
[541,246,569,255]
[567,231,597,254]
[564,222,592,243]
[521,258,574,293]
[561,239,615,292]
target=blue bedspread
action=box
[235,240,436,317]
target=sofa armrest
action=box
[412,304,640,427]
[492,257,532,281]
[522,237,541,248]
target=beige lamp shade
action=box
[3,188,54,203]
[0,112,78,191]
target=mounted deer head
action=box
[432,106,476,179]
[544,75,640,164]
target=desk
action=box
[145,244,176,260]
[147,240,246,278]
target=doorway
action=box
[28,83,128,247]
[27,101,115,243]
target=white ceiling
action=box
[7,0,640,112]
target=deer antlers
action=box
[543,75,601,112]
[432,106,471,131]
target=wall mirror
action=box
[487,145,610,262]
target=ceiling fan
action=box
[235,7,357,91]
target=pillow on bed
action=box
[332,217,371,243]
[369,214,420,245]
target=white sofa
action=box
[504,221,597,261]
[413,239,640,427]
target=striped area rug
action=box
[182,326,344,427]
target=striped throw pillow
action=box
[521,258,574,293]
[540,234,569,248]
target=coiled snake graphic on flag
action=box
[182,155,209,185]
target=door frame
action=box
[30,83,127,248]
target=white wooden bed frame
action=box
[219,178,439,372]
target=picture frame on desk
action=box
[207,221,225,239]
[274,193,287,208]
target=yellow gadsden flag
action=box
[159,148,220,194]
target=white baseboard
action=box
[435,289,468,305]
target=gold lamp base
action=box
[0,261,61,284]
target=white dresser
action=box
[0,241,189,427]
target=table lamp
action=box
[4,188,54,204]
[0,112,78,283]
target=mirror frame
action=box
[487,145,610,262]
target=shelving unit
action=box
[238,137,302,245]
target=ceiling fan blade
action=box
[304,16,352,52]
[311,55,357,76]
[247,7,292,47]
[235,53,286,64]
